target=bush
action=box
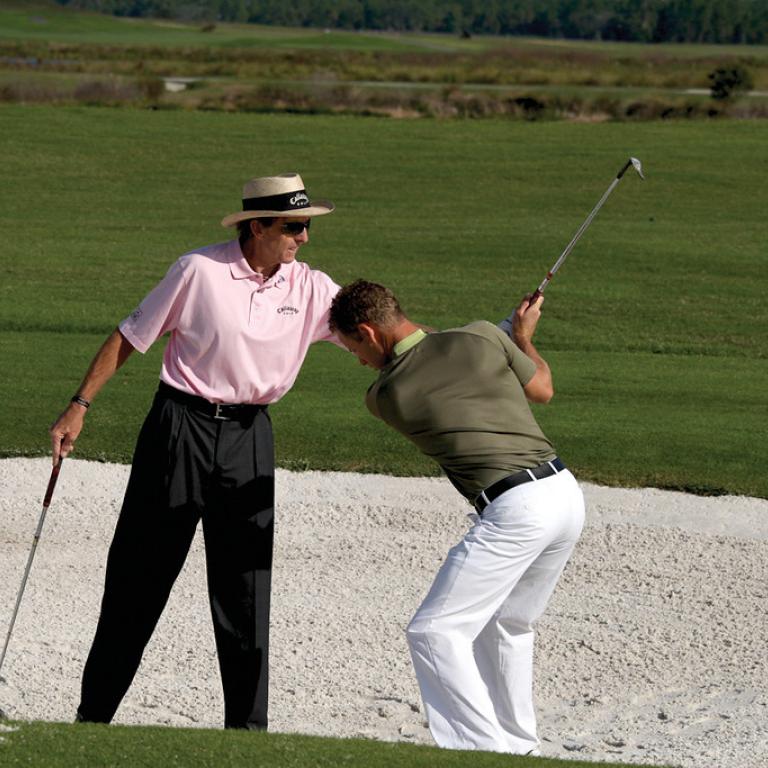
[137,75,165,101]
[708,65,754,100]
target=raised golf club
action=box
[0,458,64,687]
[530,156,644,303]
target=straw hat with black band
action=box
[221,173,334,228]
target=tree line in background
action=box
[54,0,768,44]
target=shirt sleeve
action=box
[309,270,346,348]
[365,381,382,420]
[118,258,190,354]
[494,324,538,386]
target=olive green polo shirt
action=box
[365,321,556,502]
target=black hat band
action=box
[242,189,310,212]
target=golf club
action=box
[0,458,64,684]
[530,156,644,303]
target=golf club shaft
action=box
[0,458,63,675]
[531,157,643,303]
[532,176,621,300]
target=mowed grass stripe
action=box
[0,106,764,497]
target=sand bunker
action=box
[1,458,766,767]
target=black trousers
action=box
[77,386,275,729]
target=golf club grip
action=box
[43,458,63,509]
[616,158,632,179]
[529,289,542,305]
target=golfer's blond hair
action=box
[329,280,405,339]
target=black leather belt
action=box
[158,381,267,421]
[474,457,566,513]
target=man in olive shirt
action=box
[329,280,585,757]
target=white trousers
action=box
[406,469,584,754]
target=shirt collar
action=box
[393,329,427,358]
[228,240,254,280]
[228,240,290,289]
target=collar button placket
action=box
[249,289,261,325]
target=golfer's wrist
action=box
[513,334,535,352]
[70,394,91,410]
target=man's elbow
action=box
[528,385,554,404]
[524,370,554,403]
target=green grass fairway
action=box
[0,106,765,497]
[0,720,663,768]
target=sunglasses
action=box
[280,219,311,236]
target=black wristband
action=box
[71,395,91,409]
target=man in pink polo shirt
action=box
[49,173,340,730]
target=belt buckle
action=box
[213,403,228,420]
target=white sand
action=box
[1,457,767,766]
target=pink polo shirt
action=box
[119,239,341,404]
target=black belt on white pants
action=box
[474,457,567,513]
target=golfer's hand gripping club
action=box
[514,293,544,344]
[531,157,644,303]
[50,406,85,465]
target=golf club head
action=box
[629,157,645,180]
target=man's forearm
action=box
[75,327,135,401]
[50,327,135,463]
[515,336,552,390]
[509,295,554,403]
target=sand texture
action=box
[1,458,767,767]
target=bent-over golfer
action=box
[328,280,584,756]
[49,173,340,729]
